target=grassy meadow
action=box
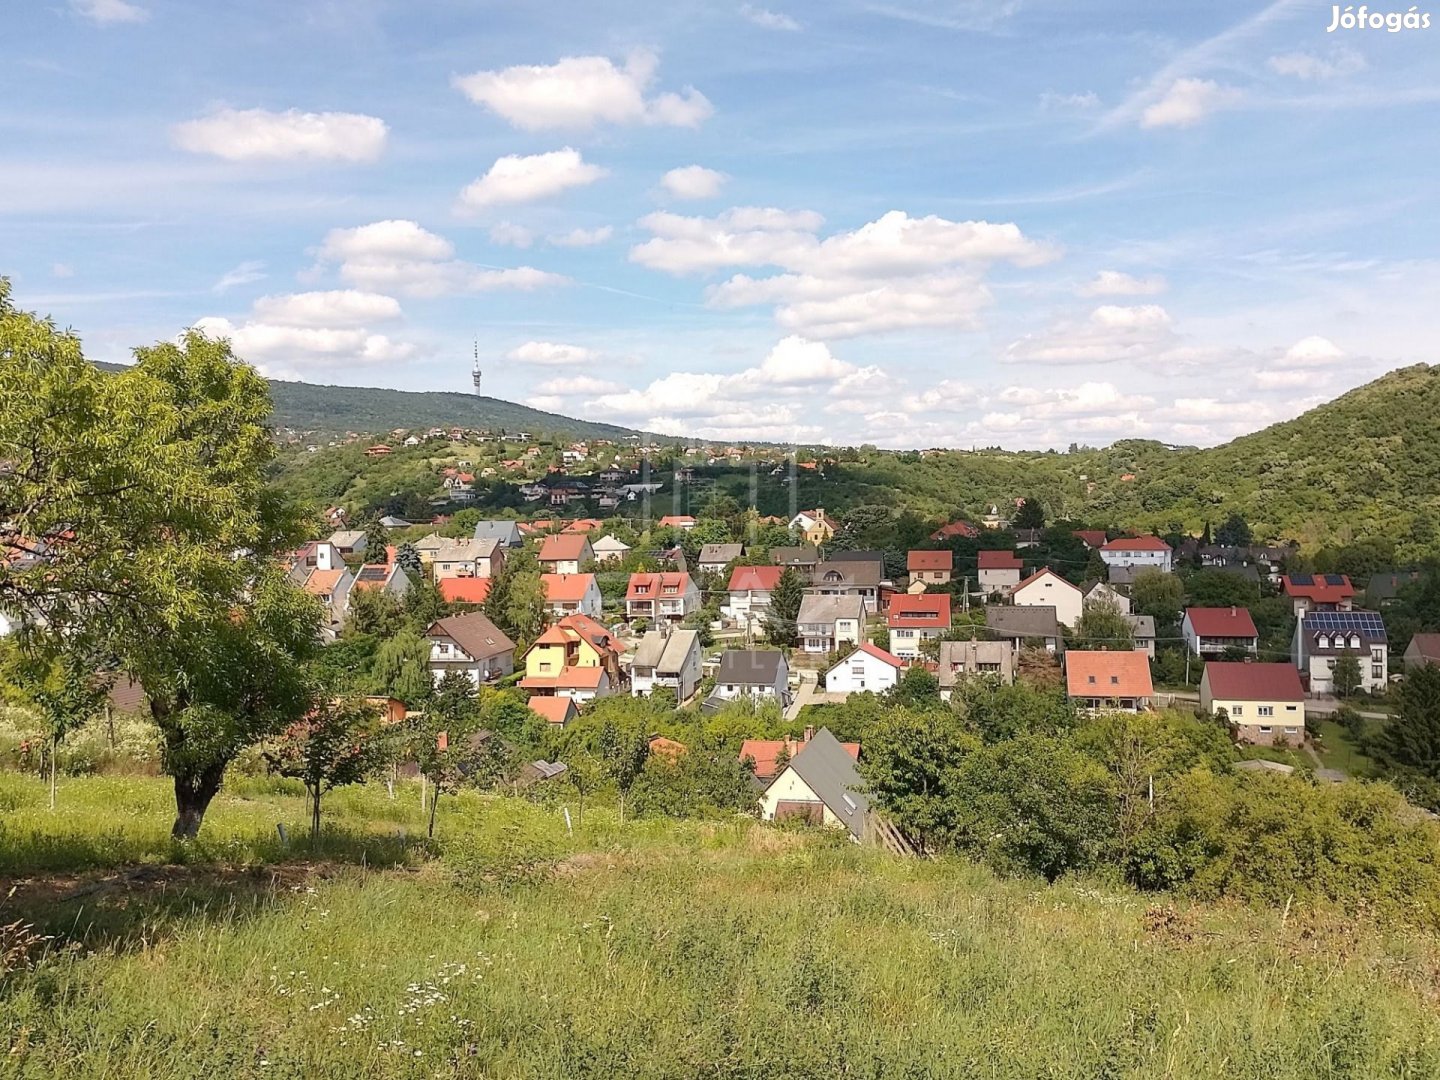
[3,775,1440,1078]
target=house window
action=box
[1232,705,1243,716]
[1259,725,1272,733]
[1257,706,1274,717]
[1373,665,1384,679]
[1284,728,1299,735]
[1285,704,1297,711]
[1372,648,1384,663]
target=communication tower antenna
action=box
[471,340,482,394]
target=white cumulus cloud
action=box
[659,165,728,200]
[1006,305,1175,365]
[1268,48,1366,80]
[250,290,402,328]
[458,148,607,209]
[547,225,614,247]
[1077,270,1167,297]
[740,4,801,30]
[172,108,388,162]
[1140,78,1241,129]
[71,0,147,25]
[489,222,535,248]
[507,341,597,365]
[452,49,713,131]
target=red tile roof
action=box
[1281,574,1355,604]
[1203,662,1304,702]
[542,573,596,603]
[1185,607,1259,638]
[977,550,1024,570]
[1066,651,1154,700]
[1411,634,1440,663]
[527,696,577,726]
[439,577,492,604]
[908,550,953,572]
[728,565,783,592]
[538,533,590,562]
[854,642,905,668]
[625,572,692,601]
[931,520,979,540]
[887,592,952,629]
[520,666,606,690]
[1101,535,1171,552]
[564,519,602,533]
[658,515,696,528]
[1074,530,1108,549]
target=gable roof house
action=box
[351,560,411,599]
[1065,651,1154,713]
[425,612,516,685]
[431,537,503,580]
[541,572,603,619]
[824,643,906,695]
[1292,610,1388,695]
[1405,633,1440,671]
[790,508,838,545]
[472,520,525,548]
[931,520,979,541]
[625,572,700,624]
[708,650,791,709]
[1200,662,1306,747]
[1084,581,1132,615]
[977,550,1024,596]
[1100,535,1173,573]
[629,628,702,702]
[808,560,882,613]
[886,592,952,659]
[328,529,367,556]
[1011,568,1084,629]
[772,545,820,570]
[907,549,953,586]
[537,533,594,575]
[758,728,870,840]
[985,605,1063,653]
[741,729,862,786]
[1282,573,1356,616]
[302,565,356,640]
[438,577,493,606]
[527,695,580,728]
[1127,614,1157,658]
[520,613,625,702]
[590,534,631,563]
[658,515,697,531]
[698,543,744,574]
[936,639,1015,699]
[1182,607,1259,656]
[726,564,784,629]
[796,593,867,654]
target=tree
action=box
[345,585,407,639]
[598,717,650,823]
[1072,599,1134,652]
[1215,512,1253,548]
[889,665,942,709]
[1332,654,1363,699]
[858,707,978,853]
[372,630,434,706]
[395,542,422,577]
[504,567,547,643]
[764,567,805,647]
[0,642,107,809]
[265,697,393,844]
[1131,568,1185,626]
[409,672,506,838]
[1378,663,1440,785]
[363,519,390,562]
[1013,498,1046,530]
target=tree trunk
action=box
[311,785,322,847]
[49,736,58,811]
[427,787,439,838]
[171,764,226,839]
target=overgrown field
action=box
[4,774,1440,1078]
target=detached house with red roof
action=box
[1065,651,1154,712]
[907,549,953,586]
[520,614,625,702]
[438,577,492,606]
[537,533,594,575]
[1011,567,1083,629]
[824,643,906,694]
[726,564,783,629]
[1181,607,1260,656]
[625,572,700,624]
[1200,662,1306,746]
[977,549,1024,595]
[541,573,603,619]
[931,519,979,541]
[1099,535,1174,573]
[1281,573,1355,616]
[886,592,951,659]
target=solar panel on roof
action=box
[1289,573,1313,586]
[1304,610,1386,638]
[1324,574,1347,586]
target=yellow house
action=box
[520,613,625,684]
[790,508,837,545]
[1199,662,1307,747]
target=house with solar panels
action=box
[1281,573,1355,617]
[1291,609,1389,694]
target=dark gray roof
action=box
[427,611,516,660]
[797,593,866,626]
[472,520,524,546]
[772,545,819,567]
[828,550,884,565]
[1126,614,1156,639]
[1107,564,1139,585]
[717,649,787,686]
[699,543,744,564]
[985,605,1062,640]
[812,560,881,588]
[783,728,869,840]
[631,630,667,669]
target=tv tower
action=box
[470,340,482,394]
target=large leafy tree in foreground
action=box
[2,283,317,836]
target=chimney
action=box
[803,725,815,743]
[1231,605,1237,615]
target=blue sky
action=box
[5,0,1438,447]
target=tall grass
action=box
[4,776,1440,1077]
